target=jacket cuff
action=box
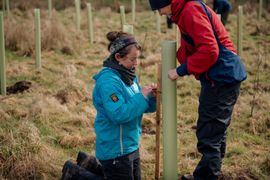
[176,63,189,76]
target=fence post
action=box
[87,3,94,44]
[48,0,52,19]
[161,41,178,180]
[258,0,263,20]
[123,24,134,34]
[237,6,243,57]
[120,6,126,30]
[156,10,161,34]
[217,14,221,20]
[175,25,180,49]
[35,9,41,69]
[132,0,136,24]
[75,0,81,30]
[6,0,9,16]
[0,12,6,95]
[2,0,5,12]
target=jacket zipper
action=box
[120,125,123,155]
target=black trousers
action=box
[193,82,240,180]
[100,149,141,180]
[77,171,104,180]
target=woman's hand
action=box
[141,84,158,98]
[149,83,157,97]
[141,86,153,99]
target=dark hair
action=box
[106,31,141,58]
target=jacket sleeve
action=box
[177,38,187,64]
[145,96,156,113]
[134,78,156,113]
[99,78,149,125]
[175,37,189,76]
[180,4,219,76]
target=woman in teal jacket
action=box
[92,31,156,180]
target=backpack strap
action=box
[196,0,223,47]
[181,32,195,47]
[181,0,223,48]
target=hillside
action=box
[0,1,269,180]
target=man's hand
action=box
[168,68,179,81]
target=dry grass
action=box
[5,10,75,57]
[41,19,73,53]
[4,15,34,56]
[0,121,42,179]
[0,1,269,180]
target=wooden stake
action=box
[155,63,161,180]
[237,6,243,57]
[0,12,6,95]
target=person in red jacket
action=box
[149,0,246,180]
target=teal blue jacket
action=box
[92,67,156,160]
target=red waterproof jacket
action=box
[171,0,236,77]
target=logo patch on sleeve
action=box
[110,93,119,102]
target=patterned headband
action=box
[109,36,138,55]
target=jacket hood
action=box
[171,0,188,23]
[93,67,118,81]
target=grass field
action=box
[0,2,269,180]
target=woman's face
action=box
[116,46,140,70]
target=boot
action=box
[181,174,194,180]
[61,160,104,180]
[61,160,80,180]
[76,151,103,176]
